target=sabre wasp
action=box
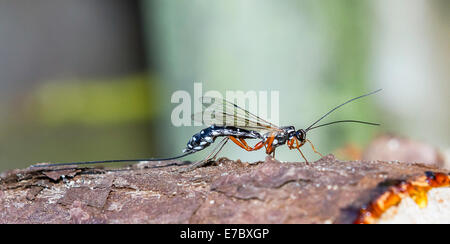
[32,89,381,172]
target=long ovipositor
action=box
[30,152,194,168]
[31,89,382,169]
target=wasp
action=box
[179,89,380,171]
[32,90,381,172]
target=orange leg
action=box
[265,135,276,154]
[297,147,308,163]
[287,138,295,149]
[306,139,323,157]
[229,136,264,152]
[293,137,308,163]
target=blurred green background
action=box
[0,0,448,171]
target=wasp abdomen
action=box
[183,125,261,153]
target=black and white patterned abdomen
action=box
[183,125,261,153]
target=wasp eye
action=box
[295,130,305,141]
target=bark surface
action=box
[0,155,448,223]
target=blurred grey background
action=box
[0,0,448,171]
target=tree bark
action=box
[1,155,449,224]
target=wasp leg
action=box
[294,138,309,164]
[286,138,295,149]
[178,137,229,173]
[209,138,229,159]
[297,147,308,164]
[264,135,276,154]
[229,136,264,151]
[306,139,323,157]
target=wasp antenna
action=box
[30,152,194,168]
[305,89,382,131]
[306,120,380,132]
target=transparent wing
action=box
[191,96,282,133]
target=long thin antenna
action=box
[306,120,380,132]
[30,151,194,168]
[305,89,382,131]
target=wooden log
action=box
[0,155,449,224]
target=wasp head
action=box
[295,129,306,142]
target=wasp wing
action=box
[191,96,282,134]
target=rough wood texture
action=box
[0,155,448,224]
